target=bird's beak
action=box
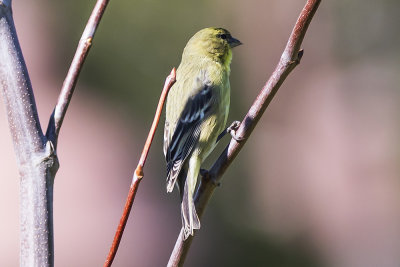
[228,36,242,48]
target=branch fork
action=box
[0,0,112,265]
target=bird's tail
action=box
[181,180,201,239]
[181,158,201,240]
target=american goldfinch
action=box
[163,27,241,239]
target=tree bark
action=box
[0,0,110,265]
[0,2,58,266]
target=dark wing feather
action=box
[166,77,214,193]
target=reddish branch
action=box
[46,0,111,145]
[104,68,176,267]
[167,0,322,266]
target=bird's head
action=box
[183,27,242,66]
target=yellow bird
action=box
[164,27,241,239]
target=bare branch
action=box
[104,68,176,267]
[46,0,111,144]
[0,1,44,156]
[136,68,176,176]
[0,2,56,266]
[167,0,322,266]
[1,0,113,265]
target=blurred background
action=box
[1,0,400,266]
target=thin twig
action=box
[104,68,176,267]
[46,0,111,145]
[167,0,321,266]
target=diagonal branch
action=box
[167,0,322,266]
[104,68,176,267]
[46,0,111,145]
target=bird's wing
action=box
[165,73,214,193]
[163,121,170,158]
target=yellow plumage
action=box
[164,27,241,239]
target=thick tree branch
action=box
[0,0,112,266]
[104,68,176,267]
[46,0,111,145]
[0,2,55,266]
[0,1,44,158]
[167,0,322,266]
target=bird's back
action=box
[165,56,230,161]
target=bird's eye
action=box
[218,34,227,40]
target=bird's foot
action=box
[227,120,245,142]
[216,120,245,143]
[200,168,209,178]
[200,169,220,187]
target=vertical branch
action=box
[167,0,322,266]
[46,0,111,145]
[0,1,57,266]
[0,0,113,266]
[0,0,44,158]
